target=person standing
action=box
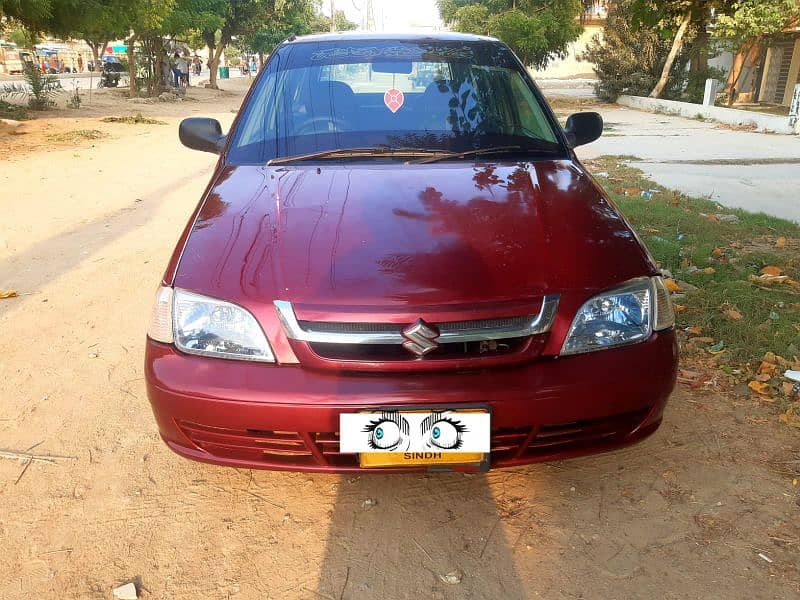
[77,54,84,73]
[171,52,181,88]
[177,54,189,87]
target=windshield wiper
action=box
[408,145,522,165]
[267,146,450,166]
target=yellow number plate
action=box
[360,451,485,468]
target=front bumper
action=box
[145,330,677,473]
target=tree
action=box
[242,0,356,59]
[436,0,584,69]
[713,0,800,104]
[582,0,671,101]
[198,0,273,90]
[242,0,317,58]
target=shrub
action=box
[582,0,671,102]
[0,65,62,110]
[0,99,29,120]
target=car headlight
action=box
[147,286,275,362]
[561,277,674,355]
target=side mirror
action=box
[564,112,603,148]
[179,117,226,154]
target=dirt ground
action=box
[1,82,799,600]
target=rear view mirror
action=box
[372,61,413,74]
[179,117,226,154]
[564,112,603,148]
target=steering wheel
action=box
[295,116,349,136]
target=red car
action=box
[145,33,677,473]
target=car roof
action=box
[288,31,499,44]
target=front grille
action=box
[490,408,650,462]
[309,337,527,361]
[178,408,650,468]
[298,316,534,336]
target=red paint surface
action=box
[146,155,677,471]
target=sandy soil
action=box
[1,83,799,600]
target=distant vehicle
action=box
[98,61,125,87]
[146,32,677,474]
[2,49,35,74]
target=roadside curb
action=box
[617,95,799,135]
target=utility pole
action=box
[330,0,336,32]
[366,0,375,31]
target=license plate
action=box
[339,407,490,469]
[359,450,486,468]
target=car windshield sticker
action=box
[384,88,404,113]
[340,410,490,453]
[310,46,475,62]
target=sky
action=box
[323,0,444,32]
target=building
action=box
[756,27,800,107]
[531,1,608,79]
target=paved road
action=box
[574,104,800,223]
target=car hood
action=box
[174,160,655,314]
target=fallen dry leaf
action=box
[748,381,771,396]
[748,274,800,290]
[664,278,682,293]
[702,267,716,275]
[686,336,715,345]
[0,290,18,299]
[706,214,720,224]
[755,373,771,382]
[779,406,800,428]
[782,382,797,396]
[711,247,724,258]
[776,236,787,249]
[723,309,742,321]
[758,361,779,376]
[761,266,783,276]
[686,325,703,336]
[673,303,687,312]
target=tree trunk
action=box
[691,28,708,73]
[154,40,165,96]
[725,40,759,106]
[86,40,108,71]
[207,43,226,90]
[650,10,692,98]
[127,34,137,98]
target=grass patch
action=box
[47,129,108,143]
[586,155,800,366]
[101,113,166,125]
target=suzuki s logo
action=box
[401,319,440,357]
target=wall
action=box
[531,24,602,79]
[617,94,799,134]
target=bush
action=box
[0,99,29,120]
[671,66,727,104]
[582,0,671,102]
[0,65,61,110]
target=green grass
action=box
[587,156,800,366]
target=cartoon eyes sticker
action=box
[361,410,470,451]
[421,412,468,450]
[363,411,410,450]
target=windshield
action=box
[227,39,564,165]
